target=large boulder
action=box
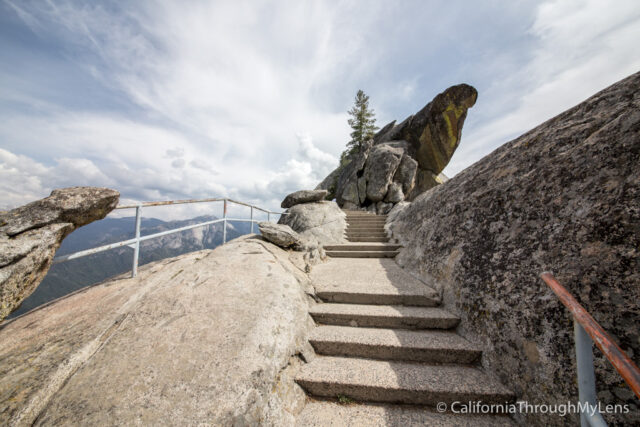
[363,143,404,202]
[334,149,369,207]
[0,187,119,321]
[387,72,640,426]
[0,236,314,425]
[399,84,477,175]
[317,84,477,213]
[281,190,329,208]
[278,201,347,245]
[258,222,303,248]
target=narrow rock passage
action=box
[295,211,515,425]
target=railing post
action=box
[267,212,271,222]
[132,204,142,278]
[574,320,608,427]
[223,199,228,244]
[250,206,254,233]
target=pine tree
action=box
[347,90,378,154]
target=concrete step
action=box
[324,243,401,251]
[296,356,515,406]
[346,232,388,238]
[296,401,516,426]
[347,227,386,231]
[346,236,389,242]
[326,250,399,258]
[310,326,481,363]
[345,213,387,217]
[313,258,440,307]
[345,236,389,242]
[309,303,459,329]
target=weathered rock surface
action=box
[279,201,347,245]
[259,222,303,248]
[258,222,327,271]
[387,72,640,426]
[0,187,119,321]
[317,84,477,213]
[363,144,404,202]
[0,236,315,426]
[281,189,329,208]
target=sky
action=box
[1,0,639,220]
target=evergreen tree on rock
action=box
[347,90,378,155]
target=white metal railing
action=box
[52,197,288,277]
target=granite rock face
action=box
[317,84,477,213]
[281,190,329,208]
[0,236,315,426]
[387,72,640,426]
[278,201,347,246]
[0,187,119,321]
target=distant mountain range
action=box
[9,215,254,318]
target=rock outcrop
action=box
[278,200,347,246]
[0,187,119,321]
[258,222,304,248]
[317,84,477,213]
[258,222,327,272]
[386,72,640,426]
[281,190,329,208]
[0,236,315,425]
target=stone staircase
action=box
[295,211,515,425]
[324,211,400,258]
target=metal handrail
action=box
[540,272,640,426]
[52,197,288,277]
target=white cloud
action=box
[0,0,362,213]
[2,0,639,218]
[445,0,640,176]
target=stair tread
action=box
[310,326,481,363]
[296,356,515,404]
[312,259,439,306]
[310,303,459,329]
[326,250,399,258]
[347,237,389,242]
[296,401,515,426]
[324,243,401,251]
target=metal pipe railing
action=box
[52,197,288,278]
[540,272,640,426]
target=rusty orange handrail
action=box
[541,272,640,400]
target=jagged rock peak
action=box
[316,84,477,214]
